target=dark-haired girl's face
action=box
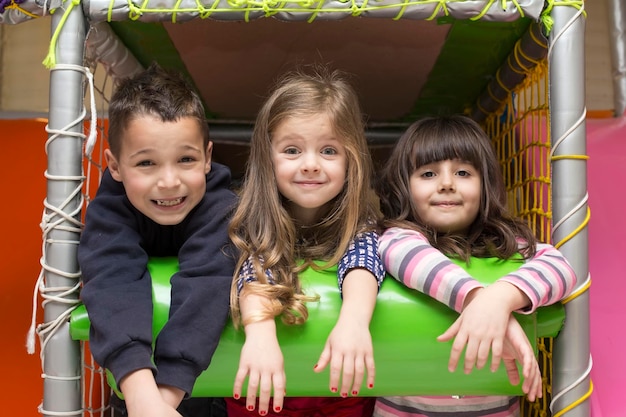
[409,158,481,235]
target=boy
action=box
[78,63,236,417]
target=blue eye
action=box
[321,147,337,155]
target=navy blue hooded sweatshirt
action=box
[78,162,237,396]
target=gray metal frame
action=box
[41,5,87,416]
[549,6,591,417]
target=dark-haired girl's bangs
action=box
[411,130,483,171]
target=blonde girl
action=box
[226,67,384,417]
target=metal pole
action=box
[606,0,626,116]
[41,4,88,416]
[549,4,591,417]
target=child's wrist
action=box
[461,287,483,310]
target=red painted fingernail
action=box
[313,364,318,369]
[368,383,374,389]
[247,405,254,411]
[274,406,282,412]
[233,394,240,399]
[259,411,267,416]
[352,390,358,395]
[341,392,348,398]
[331,387,337,393]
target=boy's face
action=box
[105,115,212,225]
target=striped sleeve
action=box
[379,227,483,312]
[337,230,386,295]
[498,242,578,313]
[235,256,275,294]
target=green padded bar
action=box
[70,257,565,397]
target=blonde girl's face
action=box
[409,158,481,235]
[105,115,212,226]
[271,113,347,225]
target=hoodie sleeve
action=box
[78,169,156,386]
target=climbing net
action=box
[484,61,553,417]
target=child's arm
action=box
[498,242,578,313]
[438,242,576,390]
[234,289,285,416]
[379,227,483,313]
[315,268,378,396]
[380,227,559,392]
[437,281,531,374]
[78,171,156,391]
[315,231,383,395]
[500,315,542,401]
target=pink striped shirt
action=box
[375,226,577,417]
[379,227,577,314]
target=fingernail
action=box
[352,390,358,396]
[313,364,318,369]
[274,406,282,412]
[331,387,337,393]
[368,383,374,389]
[233,394,240,399]
[259,411,267,416]
[247,405,254,411]
[341,392,348,398]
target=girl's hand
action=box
[233,319,286,415]
[234,319,285,414]
[234,291,286,415]
[314,268,378,396]
[437,281,530,374]
[501,316,542,401]
[315,316,375,397]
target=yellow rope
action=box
[552,381,593,417]
[4,2,41,18]
[551,154,589,161]
[541,0,586,35]
[561,276,591,304]
[95,0,538,22]
[553,206,590,249]
[42,0,82,69]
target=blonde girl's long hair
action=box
[378,115,537,263]
[229,66,379,327]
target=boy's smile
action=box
[105,115,212,225]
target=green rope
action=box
[42,0,82,69]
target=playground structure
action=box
[0,1,601,417]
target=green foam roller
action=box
[70,257,565,397]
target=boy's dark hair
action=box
[107,62,210,157]
[378,114,537,262]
